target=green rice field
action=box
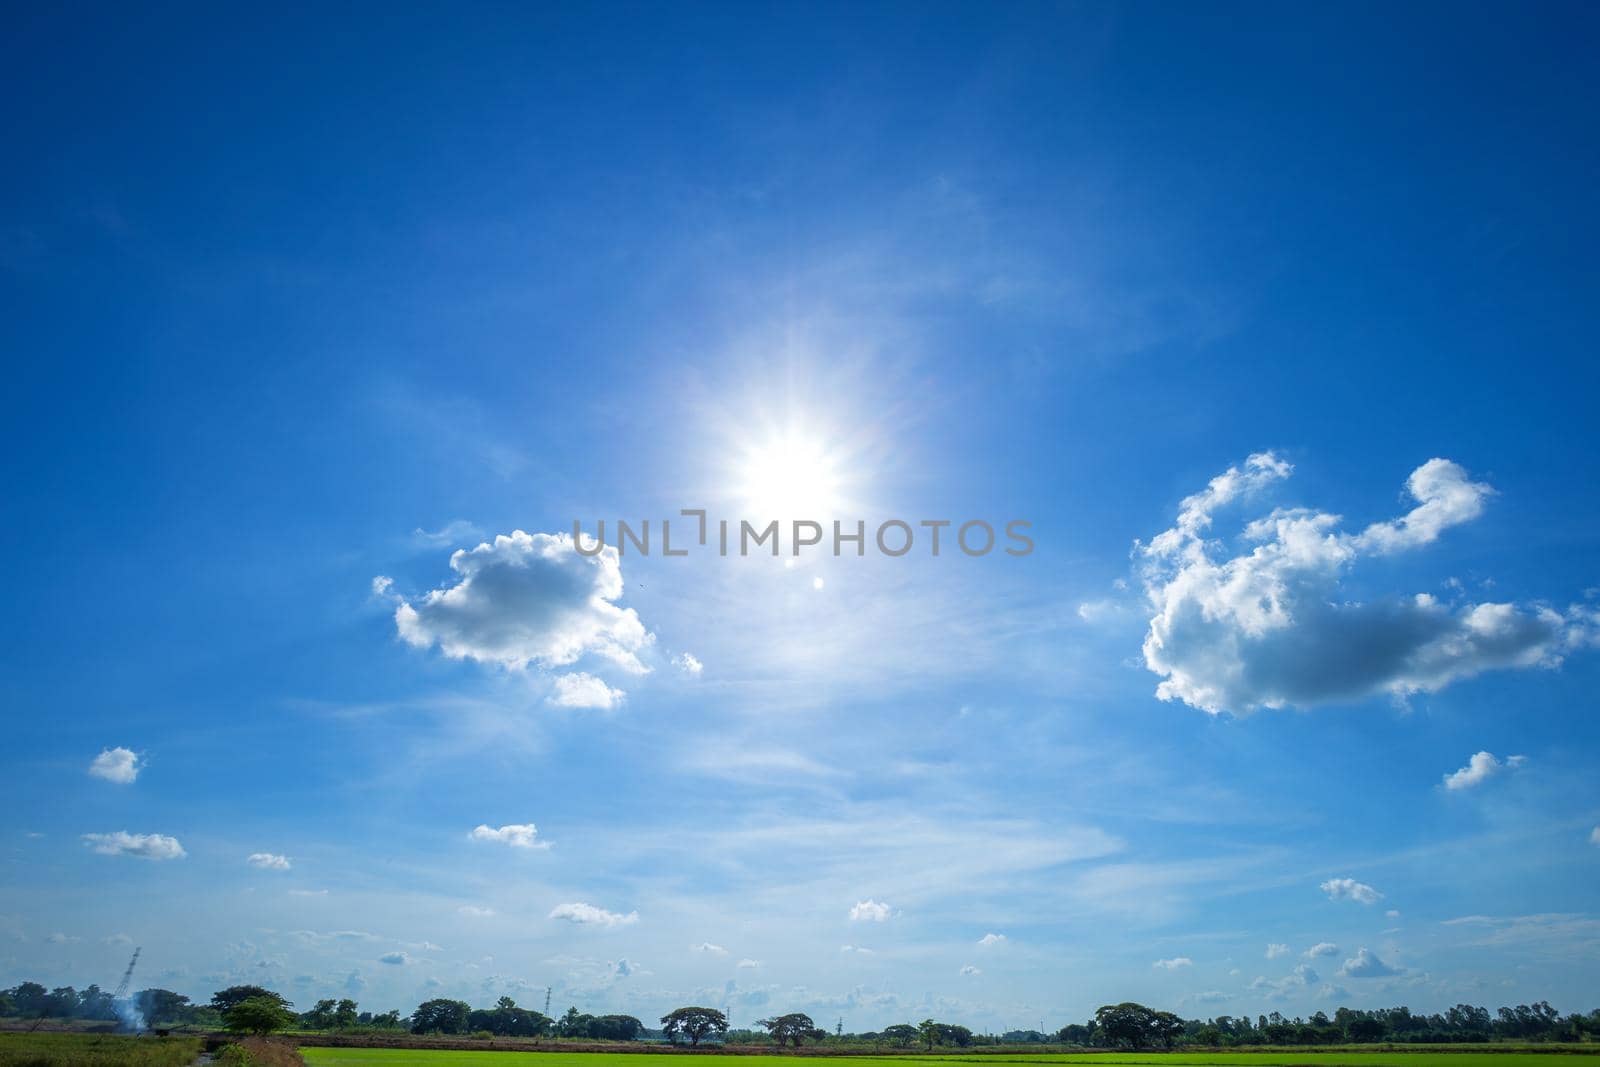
[0,1031,203,1067]
[299,1051,1600,1067]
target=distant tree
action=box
[558,1005,596,1037]
[760,1012,823,1048]
[76,984,117,1020]
[411,998,471,1034]
[224,996,296,1035]
[45,987,79,1018]
[9,983,48,1018]
[305,998,338,1029]
[1095,1003,1157,1049]
[372,1009,403,1029]
[335,999,359,1029]
[661,1006,728,1046]
[1150,1011,1184,1048]
[590,1014,644,1041]
[1346,1017,1385,1043]
[883,1023,918,1048]
[1055,1023,1093,1046]
[918,1019,940,1050]
[211,986,291,1014]
[134,989,191,1026]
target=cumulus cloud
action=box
[840,944,874,954]
[549,902,638,927]
[978,932,1007,946]
[548,672,625,709]
[458,905,495,918]
[1444,751,1526,790]
[690,942,727,955]
[1339,947,1403,978]
[88,747,141,784]
[1153,956,1193,970]
[1321,878,1383,904]
[1250,964,1321,1000]
[469,823,550,849]
[1305,942,1340,958]
[391,530,653,673]
[960,964,982,976]
[82,832,185,860]
[248,853,291,870]
[849,900,894,922]
[1138,454,1581,713]
[737,958,760,969]
[673,652,703,676]
[1266,943,1290,959]
[379,951,411,965]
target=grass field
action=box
[0,1031,203,1066]
[300,1053,1600,1067]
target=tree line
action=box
[5,978,1598,1047]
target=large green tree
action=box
[211,986,290,1014]
[760,1012,825,1048]
[224,996,296,1035]
[661,1006,728,1046]
[882,1023,917,1048]
[411,998,471,1034]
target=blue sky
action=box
[3,2,1599,1031]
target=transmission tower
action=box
[112,947,141,1001]
[544,986,552,1015]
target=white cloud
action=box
[458,905,495,918]
[45,933,80,944]
[1250,963,1321,1000]
[959,964,982,976]
[371,575,394,597]
[1339,947,1403,978]
[1153,956,1193,970]
[1139,454,1580,713]
[673,652,703,676]
[394,530,653,673]
[103,934,132,946]
[549,902,638,927]
[413,519,481,546]
[1444,751,1525,790]
[247,853,291,871]
[469,823,550,850]
[81,832,185,861]
[290,889,328,897]
[1320,877,1383,905]
[1305,941,1339,958]
[88,747,141,784]
[849,899,893,922]
[840,944,874,955]
[1184,991,1232,1006]
[379,951,411,965]
[737,958,760,969]
[1386,909,1402,919]
[690,942,727,955]
[1266,943,1290,959]
[977,932,1007,946]
[1591,827,1600,846]
[548,672,625,709]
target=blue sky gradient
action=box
[3,2,1599,1030]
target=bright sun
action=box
[737,432,843,523]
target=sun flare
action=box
[737,432,843,523]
